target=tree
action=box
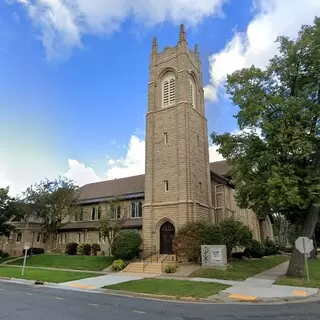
[219,218,253,258]
[212,17,320,277]
[99,197,126,255]
[23,177,79,242]
[0,187,18,236]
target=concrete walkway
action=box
[59,272,159,290]
[216,262,319,301]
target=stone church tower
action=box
[143,25,213,255]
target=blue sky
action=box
[1,0,319,196]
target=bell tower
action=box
[143,25,213,254]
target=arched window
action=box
[162,72,176,107]
[189,77,196,109]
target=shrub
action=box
[173,221,222,263]
[111,229,142,260]
[1,252,9,259]
[164,265,177,273]
[83,243,91,256]
[65,242,78,255]
[219,218,253,258]
[232,251,251,260]
[264,239,278,256]
[91,243,101,256]
[245,239,265,258]
[77,243,84,255]
[22,247,45,256]
[112,259,126,271]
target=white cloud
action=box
[204,0,320,102]
[105,135,145,179]
[12,12,20,24]
[14,0,226,60]
[208,144,224,162]
[65,159,101,186]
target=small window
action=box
[164,132,168,144]
[91,207,96,220]
[63,233,67,244]
[197,135,200,146]
[199,182,202,192]
[113,205,121,220]
[36,233,41,243]
[16,232,22,242]
[97,206,101,220]
[79,208,83,221]
[164,180,169,192]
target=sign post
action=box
[22,242,30,276]
[295,237,313,284]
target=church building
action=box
[2,25,274,258]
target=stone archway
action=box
[159,221,175,254]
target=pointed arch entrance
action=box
[159,221,175,254]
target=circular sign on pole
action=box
[295,237,313,254]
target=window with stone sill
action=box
[36,233,41,243]
[131,201,143,218]
[111,205,121,220]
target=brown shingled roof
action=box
[77,161,230,201]
[78,174,145,201]
[209,160,231,177]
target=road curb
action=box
[101,288,320,305]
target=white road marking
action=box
[26,293,32,295]
[133,310,146,314]
[55,297,64,300]
[88,303,99,307]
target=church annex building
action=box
[2,25,274,257]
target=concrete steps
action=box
[122,254,176,275]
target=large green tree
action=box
[212,17,320,277]
[23,177,79,242]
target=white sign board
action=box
[211,248,222,262]
[201,245,227,269]
[24,242,30,250]
[295,237,313,254]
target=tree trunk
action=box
[286,204,319,277]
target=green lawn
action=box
[191,255,289,281]
[276,259,320,288]
[9,254,114,271]
[0,266,98,283]
[105,278,228,298]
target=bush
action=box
[164,265,177,273]
[0,252,9,259]
[112,259,126,271]
[22,247,45,256]
[173,222,222,263]
[264,239,278,256]
[91,243,101,256]
[111,229,142,260]
[77,243,84,255]
[65,242,78,255]
[245,240,265,258]
[232,251,251,260]
[83,243,91,256]
[219,218,253,258]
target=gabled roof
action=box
[209,160,231,177]
[78,174,145,201]
[78,161,230,202]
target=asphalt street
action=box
[0,281,320,320]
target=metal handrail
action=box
[161,254,177,271]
